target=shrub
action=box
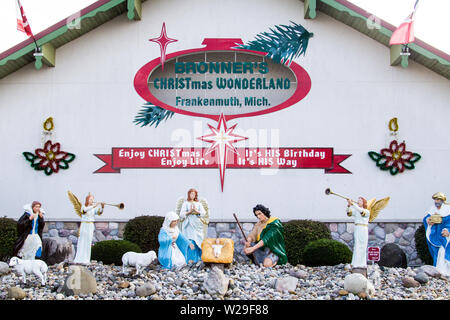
[283,219,331,266]
[414,224,433,265]
[91,240,141,265]
[123,215,165,252]
[303,239,352,267]
[0,217,18,261]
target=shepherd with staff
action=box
[235,204,287,267]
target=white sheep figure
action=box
[9,256,48,286]
[121,250,157,275]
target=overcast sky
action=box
[0,0,448,54]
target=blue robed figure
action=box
[423,192,450,277]
[158,211,198,269]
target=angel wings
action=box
[367,197,390,222]
[67,191,83,217]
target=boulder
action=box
[41,237,74,265]
[378,243,407,268]
[8,287,26,300]
[203,266,230,296]
[415,265,441,279]
[62,265,97,296]
[275,276,298,292]
[344,273,375,296]
[135,283,156,297]
[0,261,10,275]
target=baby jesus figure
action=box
[211,239,224,258]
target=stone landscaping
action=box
[1,260,448,300]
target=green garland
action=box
[238,21,313,65]
[134,102,174,128]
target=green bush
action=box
[123,215,165,252]
[283,219,331,266]
[91,240,141,265]
[0,217,18,261]
[303,239,352,267]
[414,224,433,265]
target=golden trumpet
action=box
[325,188,357,204]
[94,202,125,210]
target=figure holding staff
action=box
[243,204,287,267]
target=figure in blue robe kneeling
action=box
[423,192,450,277]
[158,211,197,269]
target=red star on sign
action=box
[198,113,248,191]
[149,22,177,70]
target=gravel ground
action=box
[1,261,448,300]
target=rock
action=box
[8,287,26,300]
[378,243,407,268]
[119,281,130,289]
[135,283,156,297]
[0,261,10,275]
[203,266,229,296]
[289,270,308,279]
[337,223,346,234]
[414,272,429,284]
[402,227,415,241]
[358,292,368,299]
[48,229,59,238]
[402,277,420,288]
[385,233,396,243]
[62,265,97,296]
[94,230,106,242]
[275,276,298,292]
[56,293,65,300]
[41,237,74,265]
[338,289,349,296]
[340,232,353,242]
[344,273,375,296]
[374,226,385,239]
[416,265,441,279]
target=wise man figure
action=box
[423,192,450,277]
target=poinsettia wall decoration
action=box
[368,140,421,175]
[23,140,76,176]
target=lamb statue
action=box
[121,250,157,275]
[9,256,48,286]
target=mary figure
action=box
[158,211,196,269]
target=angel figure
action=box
[175,188,209,264]
[346,196,389,270]
[68,191,105,265]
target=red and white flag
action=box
[16,0,33,37]
[389,0,419,46]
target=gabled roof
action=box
[0,0,448,80]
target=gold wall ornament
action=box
[388,117,399,133]
[43,117,54,132]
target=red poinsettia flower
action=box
[380,140,414,173]
[35,140,69,173]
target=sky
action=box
[0,0,449,55]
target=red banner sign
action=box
[94,147,351,174]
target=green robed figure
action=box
[244,204,287,267]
